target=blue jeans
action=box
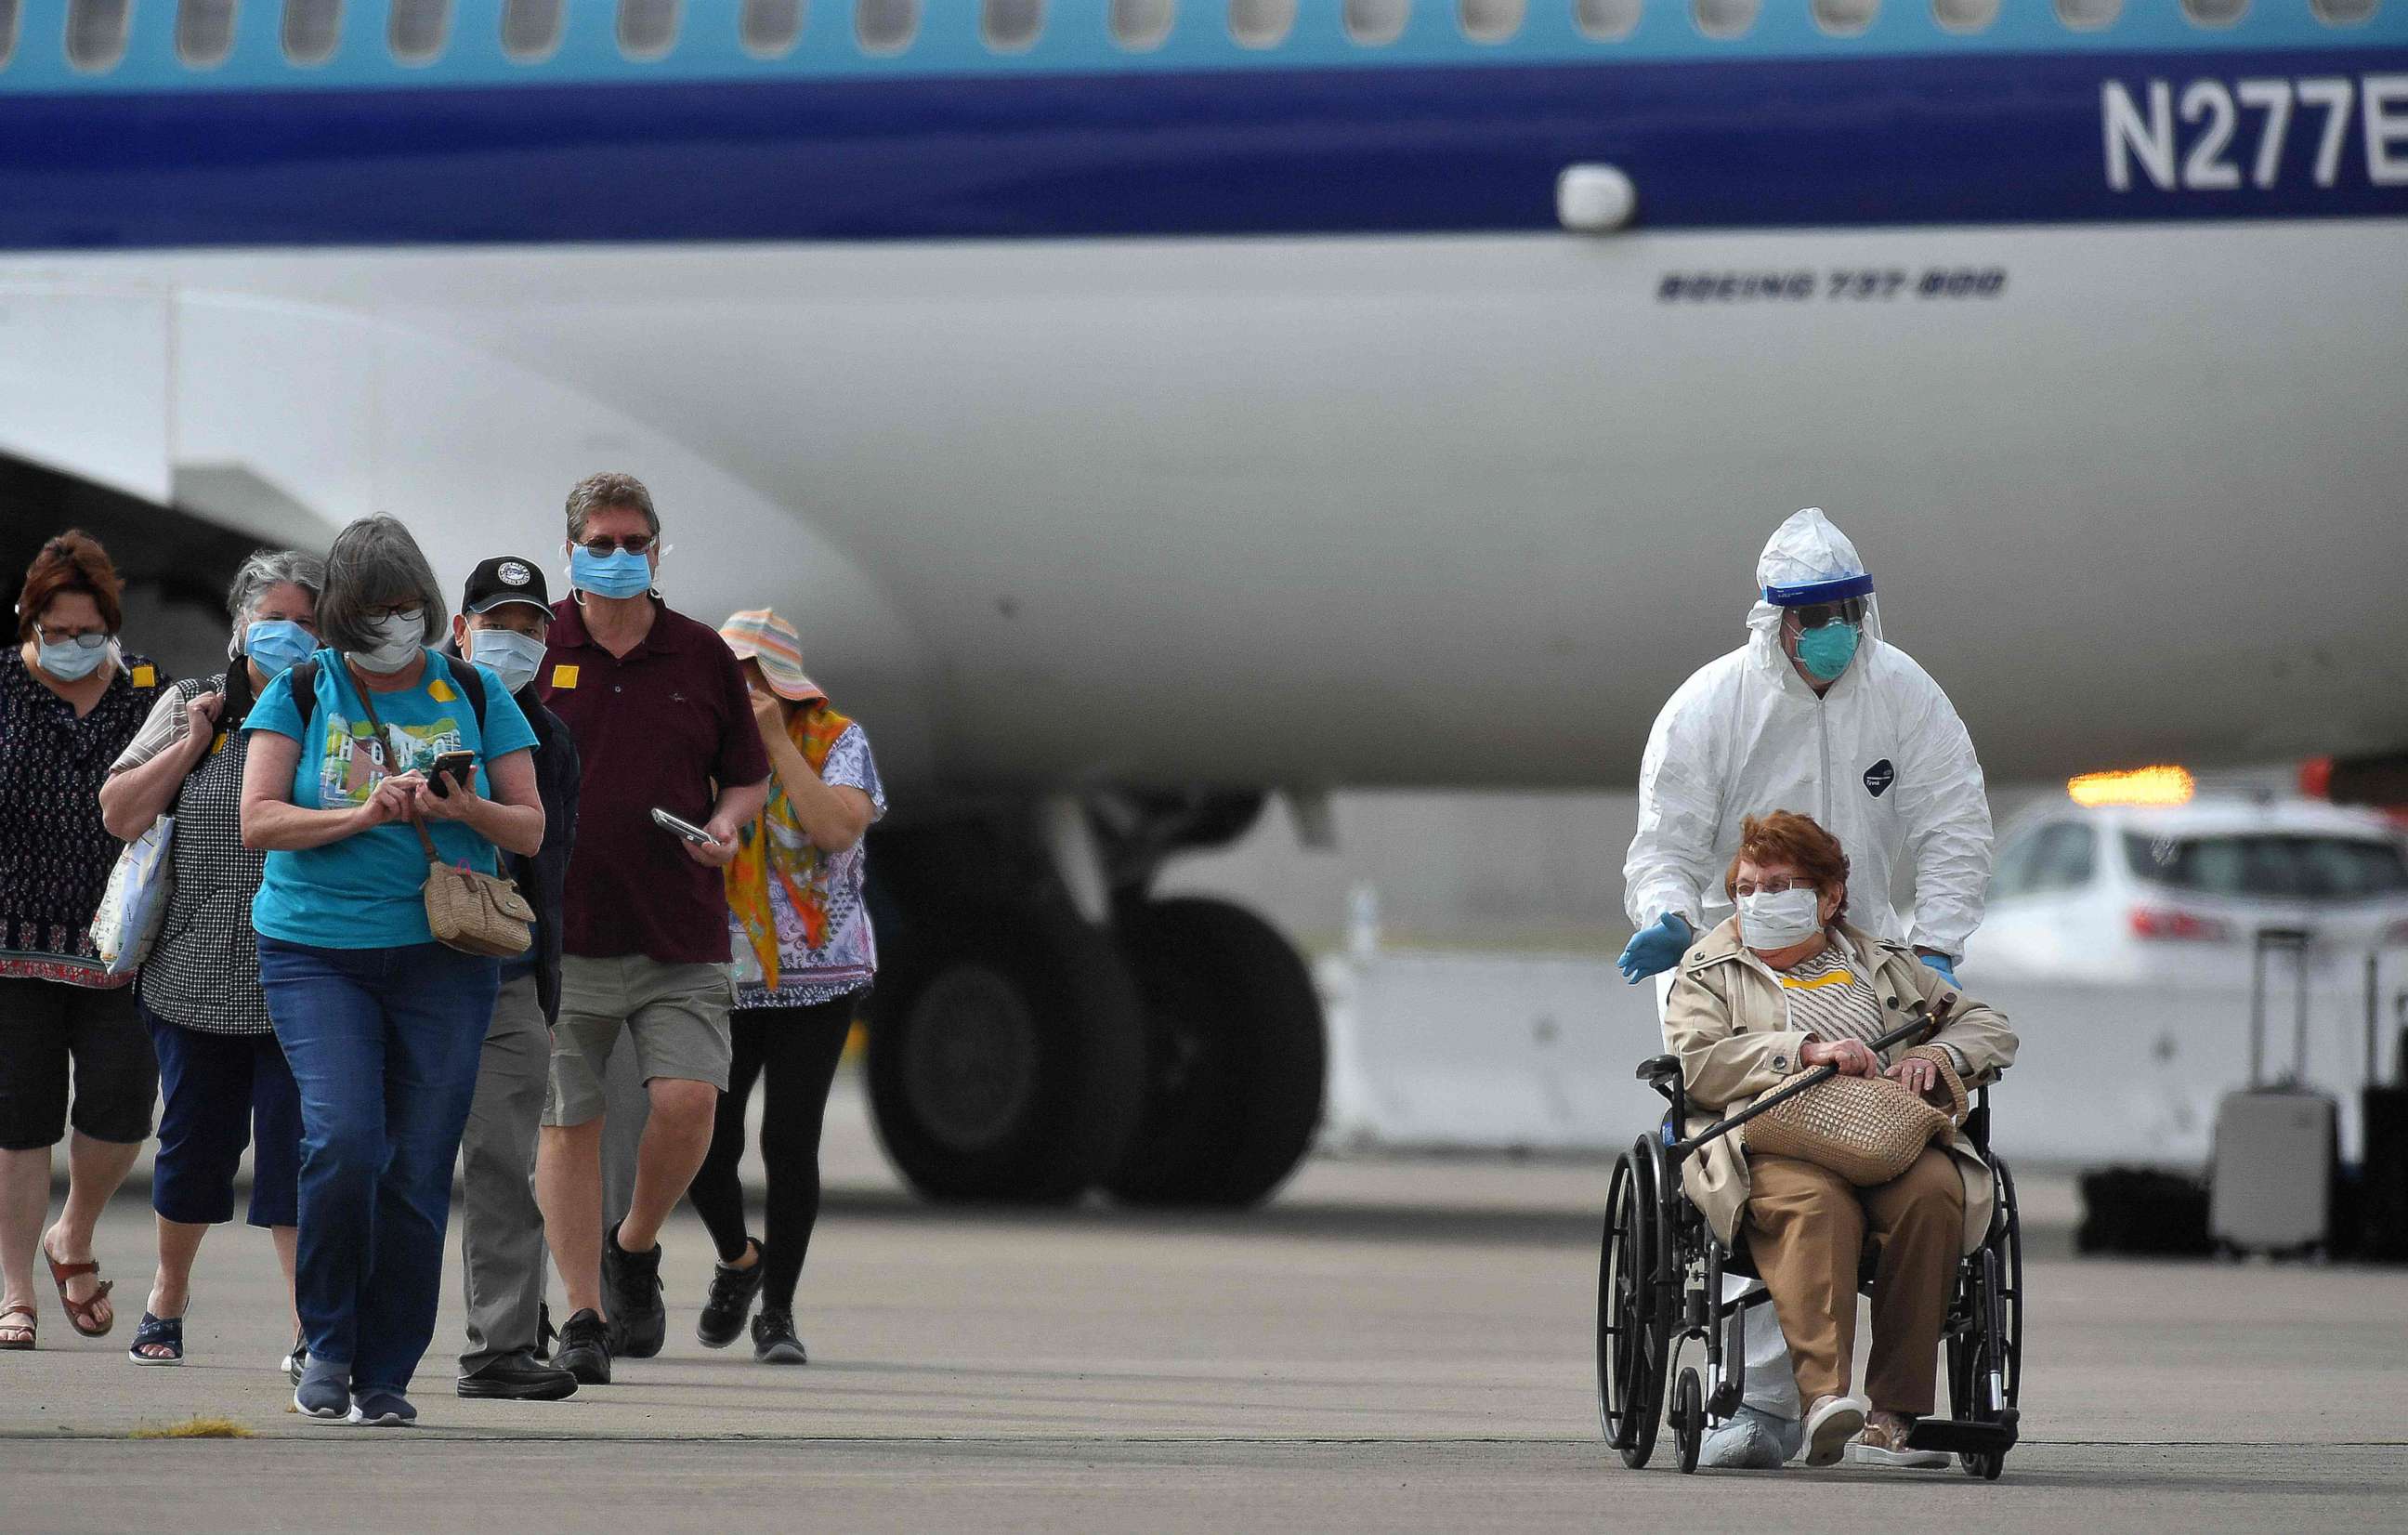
[142,1005,301,1227]
[258,937,499,1392]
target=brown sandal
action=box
[0,1307,33,1350]
[43,1243,114,1338]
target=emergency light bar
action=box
[2067,766,2195,807]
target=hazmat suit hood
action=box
[1747,506,1884,680]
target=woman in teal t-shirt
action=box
[240,516,543,1427]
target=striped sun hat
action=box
[719,609,823,702]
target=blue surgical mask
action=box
[470,628,547,695]
[569,545,653,599]
[1795,619,1860,682]
[244,619,316,678]
[35,634,109,681]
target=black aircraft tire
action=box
[1103,898,1328,1208]
[866,906,1145,1203]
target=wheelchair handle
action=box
[1669,1002,1946,1163]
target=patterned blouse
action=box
[0,648,168,987]
[728,724,886,1011]
[110,670,273,1034]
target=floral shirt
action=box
[0,648,168,986]
[729,724,885,1010]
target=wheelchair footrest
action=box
[1904,1411,2019,1456]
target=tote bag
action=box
[94,813,175,976]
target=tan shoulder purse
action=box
[349,660,535,959]
[1744,1044,1967,1186]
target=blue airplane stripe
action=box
[1,1,2404,93]
[1,46,2401,249]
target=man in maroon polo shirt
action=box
[532,472,770,1385]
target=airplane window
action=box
[857,0,919,53]
[389,0,449,62]
[1111,0,1176,50]
[1459,0,1524,39]
[619,0,680,58]
[177,0,240,67]
[1230,0,1295,46]
[1812,0,1877,33]
[1344,0,1407,44]
[1576,0,1641,39]
[2054,0,2118,29]
[1930,0,1996,30]
[1691,0,1756,36]
[983,0,1043,51]
[740,0,805,56]
[66,0,133,71]
[2180,0,2244,21]
[283,0,343,64]
[502,0,563,60]
[2310,0,2377,22]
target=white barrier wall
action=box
[1318,951,2408,1168]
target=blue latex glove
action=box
[1617,913,1694,984]
[1917,951,1959,987]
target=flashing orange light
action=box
[2068,766,2195,808]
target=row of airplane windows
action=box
[5,0,2389,75]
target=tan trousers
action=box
[1744,1148,1964,1415]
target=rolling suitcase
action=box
[2208,930,2339,1256]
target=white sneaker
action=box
[1802,1394,1868,1468]
[1852,1413,1951,1469]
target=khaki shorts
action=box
[543,955,735,1127]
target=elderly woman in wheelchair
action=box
[1603,810,2019,1475]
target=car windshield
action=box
[2123,832,2408,900]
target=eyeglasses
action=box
[34,622,110,651]
[577,533,654,557]
[1789,597,1867,630]
[1733,877,1814,899]
[360,603,425,623]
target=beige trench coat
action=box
[1661,918,2020,1256]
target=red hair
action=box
[1724,810,1851,925]
[16,530,123,642]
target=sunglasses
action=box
[1789,597,1867,630]
[577,534,655,556]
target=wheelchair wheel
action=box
[1672,1367,1705,1475]
[1597,1147,1667,1468]
[1950,1160,2023,1481]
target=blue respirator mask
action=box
[569,545,654,599]
[1795,619,1861,682]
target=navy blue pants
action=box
[142,1004,301,1228]
[258,937,498,1394]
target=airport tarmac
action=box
[2,1086,2401,1534]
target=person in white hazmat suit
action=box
[1617,507,1993,1470]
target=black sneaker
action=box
[533,1302,555,1364]
[604,1222,666,1360]
[553,1307,613,1385]
[697,1239,766,1350]
[752,1306,807,1366]
[457,1350,580,1401]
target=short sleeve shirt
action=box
[541,599,773,965]
[246,649,538,950]
[0,649,167,985]
[731,723,887,1010]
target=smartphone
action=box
[428,750,477,799]
[651,807,717,846]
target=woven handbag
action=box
[349,662,535,960]
[1746,1045,1968,1186]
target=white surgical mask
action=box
[1737,886,1825,951]
[470,628,547,695]
[349,610,425,675]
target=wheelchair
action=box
[1594,1017,2023,1478]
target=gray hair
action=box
[223,547,327,659]
[317,515,446,655]
[565,472,660,544]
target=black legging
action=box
[685,997,855,1312]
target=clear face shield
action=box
[1764,574,1878,684]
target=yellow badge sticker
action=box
[130,664,156,689]
[210,730,229,756]
[552,664,580,689]
[427,678,457,703]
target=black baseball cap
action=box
[462,556,552,617]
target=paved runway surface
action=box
[3,1097,2402,1533]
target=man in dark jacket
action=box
[447,556,583,1401]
